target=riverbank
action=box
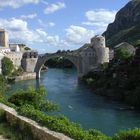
[7,68,140,136]
[15,72,36,81]
[82,47,140,107]
[0,103,72,140]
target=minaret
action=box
[0,29,9,47]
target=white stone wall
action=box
[91,35,106,48]
[9,44,20,52]
[5,52,23,68]
[94,47,109,64]
[22,58,38,72]
[0,48,11,53]
[91,35,109,64]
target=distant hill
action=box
[103,0,140,48]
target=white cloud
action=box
[0,17,96,51]
[44,2,66,14]
[48,22,55,27]
[82,9,117,33]
[65,25,95,45]
[0,18,67,48]
[0,18,39,43]
[38,19,55,28]
[85,9,116,23]
[0,0,40,8]
[20,13,37,19]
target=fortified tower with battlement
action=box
[0,29,9,48]
[21,51,38,72]
[91,35,109,64]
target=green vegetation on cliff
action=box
[83,47,140,107]
[103,0,140,47]
[106,25,140,47]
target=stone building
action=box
[9,44,20,52]
[0,47,11,54]
[21,51,38,72]
[5,52,23,69]
[90,35,109,64]
[0,29,9,47]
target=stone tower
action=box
[0,29,9,47]
[21,51,38,72]
[91,35,109,64]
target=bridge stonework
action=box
[33,35,109,79]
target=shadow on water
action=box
[7,68,140,136]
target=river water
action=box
[8,68,140,136]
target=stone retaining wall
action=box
[0,103,72,140]
[15,72,36,81]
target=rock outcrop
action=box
[103,0,140,47]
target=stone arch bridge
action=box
[35,52,89,78]
[22,36,110,79]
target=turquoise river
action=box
[8,68,140,136]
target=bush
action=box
[18,104,110,140]
[0,74,7,95]
[0,109,6,122]
[2,57,14,76]
[8,86,58,112]
[113,128,140,140]
[115,48,132,60]
[12,66,24,76]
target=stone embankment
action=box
[15,72,36,81]
[0,103,72,140]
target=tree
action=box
[24,46,31,50]
[115,47,132,60]
[0,74,6,95]
[2,57,14,76]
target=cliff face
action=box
[103,0,140,47]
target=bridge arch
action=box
[35,53,81,79]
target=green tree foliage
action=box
[45,57,74,68]
[2,57,14,76]
[113,128,140,140]
[83,47,140,106]
[115,47,132,60]
[8,86,58,112]
[0,74,6,95]
[24,46,31,50]
[18,104,110,140]
[12,66,24,76]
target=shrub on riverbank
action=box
[8,86,58,112]
[83,47,140,106]
[2,57,14,76]
[113,128,140,140]
[18,104,110,140]
[1,76,140,140]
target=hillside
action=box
[103,0,140,47]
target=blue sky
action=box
[0,0,129,53]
